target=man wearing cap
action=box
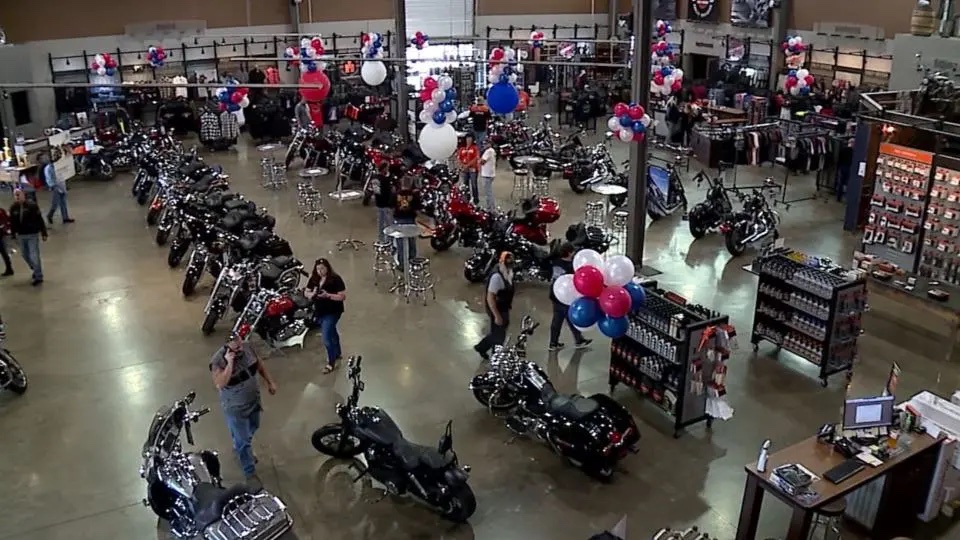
[210,327,278,482]
[474,251,515,360]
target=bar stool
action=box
[531,175,550,197]
[511,167,530,200]
[809,498,846,540]
[257,143,284,189]
[610,209,629,245]
[407,257,437,305]
[372,241,397,287]
[584,200,605,228]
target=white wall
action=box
[888,34,960,91]
[477,14,608,40]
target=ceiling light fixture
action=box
[65,58,70,66]
[232,45,237,52]
[194,37,198,45]
[201,47,205,54]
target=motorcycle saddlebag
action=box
[262,236,293,257]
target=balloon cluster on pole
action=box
[299,70,331,103]
[90,53,117,77]
[485,46,522,115]
[781,35,806,68]
[784,67,814,97]
[410,31,429,50]
[552,251,646,338]
[606,102,652,144]
[359,32,388,86]
[529,31,545,49]
[650,21,683,96]
[146,46,166,68]
[216,86,250,112]
[417,74,459,161]
[283,36,327,73]
[558,43,576,60]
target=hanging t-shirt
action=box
[172,76,189,99]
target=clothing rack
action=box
[774,122,833,206]
[694,121,781,187]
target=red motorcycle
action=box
[428,187,560,251]
[509,195,561,244]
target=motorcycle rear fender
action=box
[587,393,640,440]
[443,467,469,486]
[468,371,499,391]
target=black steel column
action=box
[608,0,619,38]
[625,0,653,264]
[768,0,790,90]
[289,0,301,34]
[394,0,409,140]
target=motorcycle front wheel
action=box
[167,242,188,268]
[724,229,748,257]
[1,351,27,394]
[146,206,161,227]
[311,424,367,458]
[182,271,200,297]
[201,309,221,336]
[98,163,116,180]
[430,228,459,252]
[688,214,707,239]
[439,484,477,523]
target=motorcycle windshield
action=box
[142,403,178,455]
[648,166,671,200]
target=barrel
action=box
[911,4,936,36]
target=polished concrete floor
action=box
[0,127,957,540]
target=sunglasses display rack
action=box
[751,250,868,387]
[918,156,960,285]
[609,281,729,438]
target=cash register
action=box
[819,395,896,484]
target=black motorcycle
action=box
[311,356,476,522]
[0,324,27,396]
[202,256,304,336]
[139,392,294,539]
[720,179,781,257]
[182,228,290,297]
[168,192,254,267]
[469,317,640,480]
[687,165,735,239]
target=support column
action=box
[607,0,619,39]
[625,0,653,265]
[768,0,790,90]
[394,0,410,140]
[289,0,301,34]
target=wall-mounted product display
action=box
[730,0,772,28]
[751,249,867,387]
[862,143,934,271]
[609,282,729,438]
[687,0,721,22]
[918,157,960,285]
[806,47,893,90]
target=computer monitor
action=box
[842,395,896,431]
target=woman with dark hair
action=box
[304,258,347,373]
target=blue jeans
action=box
[481,175,495,211]
[393,216,417,271]
[376,207,392,243]
[317,313,342,364]
[47,190,69,222]
[474,130,487,148]
[225,406,261,476]
[17,234,42,281]
[461,170,479,203]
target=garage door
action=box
[405,0,473,38]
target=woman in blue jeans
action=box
[305,258,347,374]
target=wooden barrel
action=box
[911,4,936,36]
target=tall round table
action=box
[383,223,421,299]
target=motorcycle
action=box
[720,179,781,257]
[167,192,255,268]
[0,323,27,395]
[202,256,304,336]
[430,189,559,251]
[139,391,294,539]
[183,228,290,298]
[311,356,476,522]
[284,126,337,170]
[152,171,230,245]
[469,317,640,480]
[686,165,734,239]
[232,288,311,349]
[72,141,116,180]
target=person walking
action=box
[42,153,74,225]
[305,258,347,373]
[295,96,313,129]
[0,207,13,276]
[391,176,420,272]
[457,133,480,204]
[548,244,592,351]
[373,170,395,243]
[468,101,492,147]
[479,139,497,211]
[9,189,47,286]
[209,328,278,482]
[474,251,515,360]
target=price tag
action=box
[84,140,95,152]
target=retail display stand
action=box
[917,155,960,285]
[609,281,729,438]
[750,251,868,387]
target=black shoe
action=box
[473,344,489,361]
[46,216,53,225]
[31,279,43,286]
[64,218,75,223]
[1,269,12,277]
[575,339,593,349]
[548,342,565,351]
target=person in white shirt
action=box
[479,139,497,211]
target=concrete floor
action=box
[0,128,957,540]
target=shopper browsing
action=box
[210,329,278,483]
[474,251,515,360]
[391,176,421,272]
[42,153,74,225]
[373,170,395,243]
[9,189,47,286]
[305,258,347,374]
[548,244,592,351]
[479,139,497,211]
[457,134,480,204]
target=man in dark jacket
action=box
[549,244,592,351]
[392,176,421,271]
[474,251,516,360]
[9,189,47,285]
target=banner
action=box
[688,0,720,22]
[730,0,771,28]
[48,131,76,182]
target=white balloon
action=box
[664,75,674,87]
[504,48,516,60]
[790,85,800,96]
[797,69,810,79]
[794,36,803,44]
[508,74,518,84]
[651,53,659,61]
[788,37,797,47]
[618,128,634,143]
[552,274,583,306]
[438,75,454,90]
[660,86,671,96]
[417,123,458,161]
[797,79,808,88]
[656,19,664,27]
[306,47,317,57]
[299,63,308,72]
[490,65,503,77]
[149,47,157,53]
[424,101,437,112]
[301,38,311,49]
[239,96,250,108]
[603,255,637,287]
[419,110,432,123]
[431,88,446,103]
[445,111,457,123]
[607,116,621,131]
[360,60,388,86]
[375,49,384,59]
[573,249,604,271]
[514,63,523,72]
[641,114,652,127]
[95,54,104,63]
[673,68,684,80]
[372,33,381,42]
[97,67,107,76]
[285,47,295,56]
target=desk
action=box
[866,275,960,363]
[735,434,941,540]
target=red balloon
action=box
[613,102,629,117]
[91,62,100,69]
[299,70,331,103]
[633,132,645,143]
[804,75,814,86]
[671,81,682,92]
[419,88,433,102]
[415,31,423,38]
[311,39,323,50]
[491,48,505,59]
[423,77,438,90]
[573,266,605,298]
[599,286,633,318]
[628,105,645,120]
[653,73,664,85]
[231,92,243,104]
[218,103,227,112]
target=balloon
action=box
[641,114,652,127]
[445,111,456,123]
[504,48,516,60]
[619,115,633,128]
[795,36,803,44]
[568,297,601,328]
[438,75,454,90]
[299,70,331,102]
[790,86,800,96]
[632,121,644,133]
[445,88,457,101]
[573,249,604,270]
[219,103,227,112]
[788,69,798,77]
[285,47,295,56]
[797,69,810,79]
[231,92,243,104]
[805,75,814,86]
[239,96,250,108]
[672,81,682,92]
[607,116,621,131]
[552,274,582,305]
[360,61,387,86]
[419,88,432,102]
[439,99,454,113]
[423,77,438,90]
[419,110,432,123]
[673,68,684,80]
[90,62,100,70]
[618,128,634,143]
[486,82,519,115]
[97,67,107,76]
[573,266,605,298]
[797,78,808,88]
[417,122,458,161]
[431,88,446,103]
[628,105,645,120]
[597,315,629,338]
[508,74,518,84]
[424,101,437,112]
[613,102,628,117]
[633,132,645,143]
[602,255,637,287]
[432,109,446,124]
[599,287,632,318]
[623,281,646,311]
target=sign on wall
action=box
[730,0,771,28]
[688,0,720,22]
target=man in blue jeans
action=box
[9,189,47,286]
[42,153,74,225]
[392,176,421,272]
[210,329,278,483]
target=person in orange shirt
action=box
[457,133,480,203]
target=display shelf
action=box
[918,154,960,285]
[609,281,729,438]
[751,250,868,387]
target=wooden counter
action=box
[736,433,941,540]
[866,275,960,363]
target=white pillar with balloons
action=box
[485,47,523,116]
[552,251,647,338]
[416,74,459,162]
[780,35,814,97]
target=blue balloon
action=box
[598,315,629,338]
[439,99,455,113]
[374,38,382,47]
[624,282,646,311]
[432,109,446,124]
[788,69,797,77]
[445,88,457,101]
[486,82,520,115]
[632,121,644,133]
[227,103,240,112]
[105,68,115,76]
[307,63,318,72]
[568,297,601,328]
[619,115,633,128]
[660,67,672,76]
[499,73,510,84]
[219,93,231,104]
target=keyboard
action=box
[824,459,865,484]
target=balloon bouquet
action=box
[781,36,814,97]
[416,75,459,161]
[215,86,251,113]
[606,102,653,144]
[781,35,807,70]
[283,36,327,73]
[528,31,545,49]
[485,47,523,115]
[146,46,166,68]
[650,21,683,97]
[410,31,429,50]
[552,251,647,339]
[360,32,388,86]
[90,53,118,77]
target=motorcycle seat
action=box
[223,198,249,212]
[393,439,452,470]
[267,255,297,269]
[290,292,312,309]
[239,230,271,252]
[189,176,215,192]
[221,210,252,231]
[542,385,598,420]
[194,482,252,529]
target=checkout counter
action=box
[0,126,92,187]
